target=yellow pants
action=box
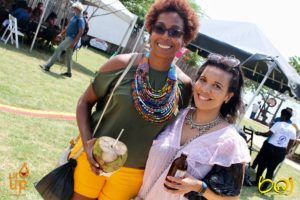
[69,138,144,200]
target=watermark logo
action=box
[9,162,29,196]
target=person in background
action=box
[252,108,296,187]
[79,11,90,48]
[269,107,293,127]
[31,2,43,22]
[39,2,85,78]
[250,101,261,119]
[45,12,57,28]
[251,107,293,170]
[10,0,30,26]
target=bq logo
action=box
[9,162,30,196]
[258,176,294,195]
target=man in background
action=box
[252,108,296,187]
[250,101,261,119]
[40,2,85,78]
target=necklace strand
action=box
[184,109,223,142]
[131,52,179,123]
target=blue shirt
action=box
[66,15,85,39]
[11,8,30,22]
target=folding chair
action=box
[1,14,24,49]
[243,126,255,155]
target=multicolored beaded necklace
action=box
[132,52,179,123]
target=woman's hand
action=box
[85,138,103,175]
[164,173,202,195]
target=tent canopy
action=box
[82,0,134,23]
[190,19,300,99]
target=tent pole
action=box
[131,24,145,53]
[30,0,50,53]
[237,61,276,127]
[116,19,133,54]
[116,15,137,54]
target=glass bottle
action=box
[164,152,188,190]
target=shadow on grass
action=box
[40,69,64,79]
[73,60,96,77]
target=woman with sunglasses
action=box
[70,0,199,199]
[137,54,251,200]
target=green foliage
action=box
[121,0,154,27]
[188,0,203,16]
[121,0,203,27]
[183,50,204,68]
[289,55,300,74]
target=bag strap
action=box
[72,53,139,159]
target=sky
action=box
[196,0,300,60]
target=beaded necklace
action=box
[131,52,179,123]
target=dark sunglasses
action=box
[208,53,240,68]
[152,24,184,38]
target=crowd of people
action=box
[0,0,89,50]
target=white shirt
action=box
[269,122,297,148]
[252,103,260,112]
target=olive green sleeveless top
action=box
[91,66,190,168]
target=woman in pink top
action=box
[137,54,251,200]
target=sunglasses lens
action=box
[208,54,223,61]
[228,59,240,67]
[168,28,183,38]
[153,25,166,35]
[208,54,240,67]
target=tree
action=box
[120,0,154,26]
[289,56,300,74]
[120,0,203,27]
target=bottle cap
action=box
[181,151,188,157]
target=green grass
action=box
[0,43,109,199]
[0,43,299,199]
[0,42,109,113]
[241,151,300,200]
[0,112,77,199]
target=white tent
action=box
[30,0,137,51]
[84,0,137,47]
[191,19,300,100]
[199,19,299,84]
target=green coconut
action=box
[92,136,128,173]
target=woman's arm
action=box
[165,163,246,200]
[165,176,239,200]
[76,85,100,174]
[76,53,140,175]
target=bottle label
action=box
[174,170,186,178]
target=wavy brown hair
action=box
[145,0,200,44]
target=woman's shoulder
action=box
[218,125,245,142]
[176,66,192,86]
[99,53,143,73]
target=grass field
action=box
[0,43,299,199]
